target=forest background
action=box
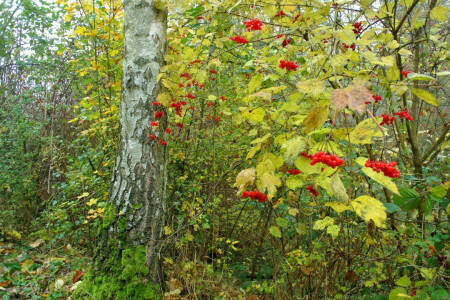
[0,0,449,299]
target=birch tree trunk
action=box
[96,0,167,287]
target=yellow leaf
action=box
[246,144,261,159]
[294,156,321,175]
[21,259,34,273]
[411,88,439,106]
[258,173,281,199]
[235,168,256,195]
[361,167,400,195]
[158,92,171,107]
[280,136,307,165]
[313,216,334,230]
[86,198,98,206]
[297,79,325,95]
[242,107,265,123]
[324,202,352,213]
[430,6,449,22]
[248,73,263,93]
[251,133,271,145]
[330,174,349,203]
[286,176,305,190]
[77,192,89,199]
[351,195,387,228]
[302,106,329,134]
[349,117,382,144]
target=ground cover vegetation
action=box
[0,0,449,299]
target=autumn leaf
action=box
[235,168,256,195]
[302,105,329,134]
[351,196,387,228]
[331,85,372,113]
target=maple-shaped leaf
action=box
[235,168,256,195]
[331,85,372,113]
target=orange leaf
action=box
[331,85,371,113]
[72,270,85,283]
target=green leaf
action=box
[276,217,288,228]
[384,203,401,213]
[430,186,447,198]
[395,276,411,287]
[251,133,271,145]
[411,88,439,106]
[431,289,450,300]
[242,107,266,123]
[269,226,282,238]
[424,195,433,215]
[351,196,387,228]
[388,287,408,300]
[392,188,420,210]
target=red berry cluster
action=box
[310,152,345,168]
[159,139,167,146]
[230,36,249,44]
[165,128,171,134]
[170,101,187,116]
[342,43,356,50]
[187,60,202,67]
[180,72,192,80]
[352,22,363,34]
[306,185,318,197]
[244,19,263,31]
[300,152,312,159]
[365,160,400,178]
[380,113,395,125]
[395,109,413,121]
[274,11,286,18]
[287,169,301,175]
[220,96,227,101]
[279,60,298,71]
[209,69,217,74]
[293,14,300,23]
[150,134,156,140]
[151,121,158,127]
[196,16,204,20]
[242,190,268,202]
[410,289,416,297]
[155,111,163,119]
[176,123,183,128]
[185,93,196,99]
[282,38,292,48]
[401,70,412,78]
[365,94,382,104]
[207,101,214,107]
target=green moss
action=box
[72,245,161,299]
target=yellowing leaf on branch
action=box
[157,92,171,107]
[351,196,387,228]
[297,79,325,95]
[258,173,281,199]
[411,88,439,106]
[331,85,372,113]
[280,136,307,165]
[302,105,329,134]
[324,202,352,213]
[330,174,349,203]
[349,117,383,144]
[235,168,256,195]
[242,107,265,123]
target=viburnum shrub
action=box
[157,0,449,298]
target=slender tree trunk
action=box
[96,0,167,286]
